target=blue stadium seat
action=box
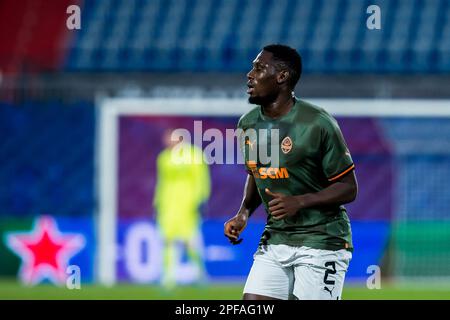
[63,0,450,73]
[0,102,95,217]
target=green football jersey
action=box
[237,98,355,251]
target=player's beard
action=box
[248,91,278,106]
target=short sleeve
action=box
[237,117,254,175]
[320,116,355,182]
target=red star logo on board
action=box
[5,215,85,286]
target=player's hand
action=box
[265,188,304,220]
[224,213,248,245]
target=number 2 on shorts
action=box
[323,261,336,285]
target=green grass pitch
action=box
[1,279,450,300]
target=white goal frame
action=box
[95,97,450,285]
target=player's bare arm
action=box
[224,174,261,244]
[266,171,357,220]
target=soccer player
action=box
[224,44,358,300]
[154,129,210,289]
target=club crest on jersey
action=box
[281,136,293,154]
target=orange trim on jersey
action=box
[247,160,257,167]
[328,164,355,182]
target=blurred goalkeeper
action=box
[154,129,210,289]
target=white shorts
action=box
[243,244,352,300]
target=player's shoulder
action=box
[237,106,260,129]
[297,99,339,129]
[156,147,170,163]
[297,98,332,119]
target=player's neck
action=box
[261,93,295,119]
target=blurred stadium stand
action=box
[1,0,450,102]
[63,0,450,73]
[0,101,95,216]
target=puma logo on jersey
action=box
[245,138,256,150]
[246,161,289,179]
[323,286,335,297]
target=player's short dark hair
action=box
[263,44,302,89]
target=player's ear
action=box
[277,70,290,85]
